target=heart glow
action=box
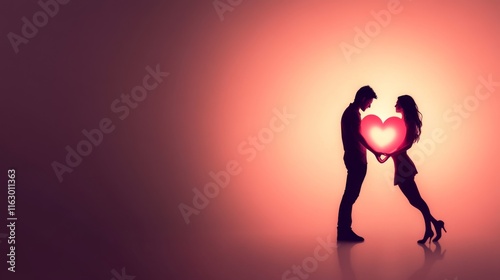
[360,115,406,154]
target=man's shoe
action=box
[337,228,365,242]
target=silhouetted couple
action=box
[337,86,446,243]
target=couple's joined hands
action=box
[374,152,390,163]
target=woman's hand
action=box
[376,153,389,163]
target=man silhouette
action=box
[337,85,380,242]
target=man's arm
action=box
[356,130,380,156]
[346,114,380,157]
[341,108,381,157]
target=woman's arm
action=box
[389,140,413,156]
[388,126,416,156]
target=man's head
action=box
[354,86,377,111]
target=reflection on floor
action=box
[191,228,500,280]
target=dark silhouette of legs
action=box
[337,160,366,242]
[432,220,447,242]
[398,179,445,243]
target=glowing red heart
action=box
[360,115,406,154]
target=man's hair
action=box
[354,86,377,103]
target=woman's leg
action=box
[398,179,436,230]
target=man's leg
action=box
[337,161,367,241]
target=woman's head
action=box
[396,95,422,142]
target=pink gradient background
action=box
[1,0,499,279]
[180,1,500,279]
[193,0,500,238]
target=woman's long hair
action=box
[398,95,422,143]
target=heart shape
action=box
[360,115,406,154]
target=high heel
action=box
[417,229,434,244]
[432,220,447,242]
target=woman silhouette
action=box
[382,95,447,243]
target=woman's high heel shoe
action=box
[417,230,434,244]
[432,220,447,242]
